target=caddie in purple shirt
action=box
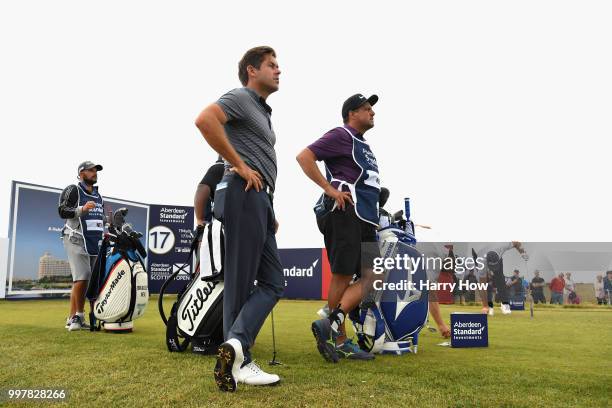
[297,93,381,362]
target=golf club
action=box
[269,308,282,366]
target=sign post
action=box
[451,313,488,348]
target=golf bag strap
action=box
[123,263,138,322]
[86,236,108,302]
[89,300,96,332]
[87,236,109,331]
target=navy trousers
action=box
[215,173,284,363]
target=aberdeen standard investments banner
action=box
[147,204,195,293]
[279,248,323,299]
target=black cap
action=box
[78,161,103,173]
[342,93,378,120]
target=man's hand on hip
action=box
[324,186,353,210]
[231,164,263,192]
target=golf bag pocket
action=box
[165,277,224,353]
[176,279,224,338]
[131,262,149,320]
[68,234,84,246]
[94,257,133,322]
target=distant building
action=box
[38,252,71,279]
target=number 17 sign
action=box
[147,204,194,293]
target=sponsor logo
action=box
[173,263,190,275]
[452,321,486,336]
[96,270,126,314]
[283,259,319,277]
[168,338,179,351]
[450,314,488,347]
[180,280,218,333]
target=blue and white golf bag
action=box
[86,208,149,333]
[351,198,429,355]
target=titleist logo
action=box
[96,270,126,314]
[180,280,217,332]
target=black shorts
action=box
[317,203,377,277]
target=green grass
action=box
[0,298,610,408]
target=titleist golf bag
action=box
[158,220,225,355]
[86,208,149,333]
[350,198,429,354]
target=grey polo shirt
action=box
[216,87,278,191]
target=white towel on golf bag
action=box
[199,219,224,279]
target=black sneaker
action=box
[336,339,375,360]
[311,318,339,363]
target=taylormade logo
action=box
[283,259,319,277]
[96,270,126,314]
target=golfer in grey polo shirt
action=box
[195,46,283,392]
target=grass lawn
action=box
[0,298,610,407]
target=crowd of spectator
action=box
[452,269,612,306]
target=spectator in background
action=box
[530,270,547,304]
[487,271,496,314]
[464,269,478,302]
[604,271,612,304]
[522,277,530,299]
[594,275,605,305]
[453,269,465,305]
[550,273,565,304]
[564,272,575,304]
[508,269,523,301]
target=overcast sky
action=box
[1,1,610,248]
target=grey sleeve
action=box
[216,88,248,122]
[494,242,514,258]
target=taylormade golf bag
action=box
[158,220,224,355]
[350,198,429,355]
[86,208,149,333]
